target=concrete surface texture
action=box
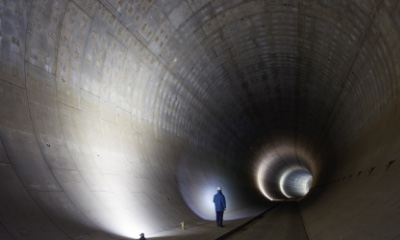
[0,0,400,239]
[222,203,308,240]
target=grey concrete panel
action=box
[300,102,400,240]
[25,0,68,76]
[0,80,33,132]
[0,165,69,240]
[100,38,128,116]
[29,191,100,239]
[0,137,9,163]
[154,0,182,16]
[51,169,106,215]
[57,102,101,170]
[0,0,30,87]
[80,23,111,98]
[0,80,62,192]
[26,64,76,170]
[169,1,193,29]
[72,0,99,18]
[56,1,92,109]
[0,221,15,240]
[0,127,62,191]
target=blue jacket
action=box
[213,191,226,211]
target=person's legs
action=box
[220,211,224,227]
[216,211,222,226]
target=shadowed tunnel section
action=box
[1,0,400,239]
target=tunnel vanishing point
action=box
[1,0,400,239]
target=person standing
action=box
[139,233,146,240]
[213,186,226,227]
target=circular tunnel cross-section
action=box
[255,137,317,201]
[1,0,400,240]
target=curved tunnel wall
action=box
[1,0,400,239]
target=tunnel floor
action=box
[147,203,308,240]
[146,218,250,240]
[221,203,309,240]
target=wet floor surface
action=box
[147,217,253,240]
[146,203,308,240]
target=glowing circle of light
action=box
[279,167,313,199]
[256,153,277,201]
[279,168,296,198]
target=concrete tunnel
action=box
[1,0,400,239]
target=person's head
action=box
[217,186,222,192]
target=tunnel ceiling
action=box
[1,0,400,238]
[95,0,398,159]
